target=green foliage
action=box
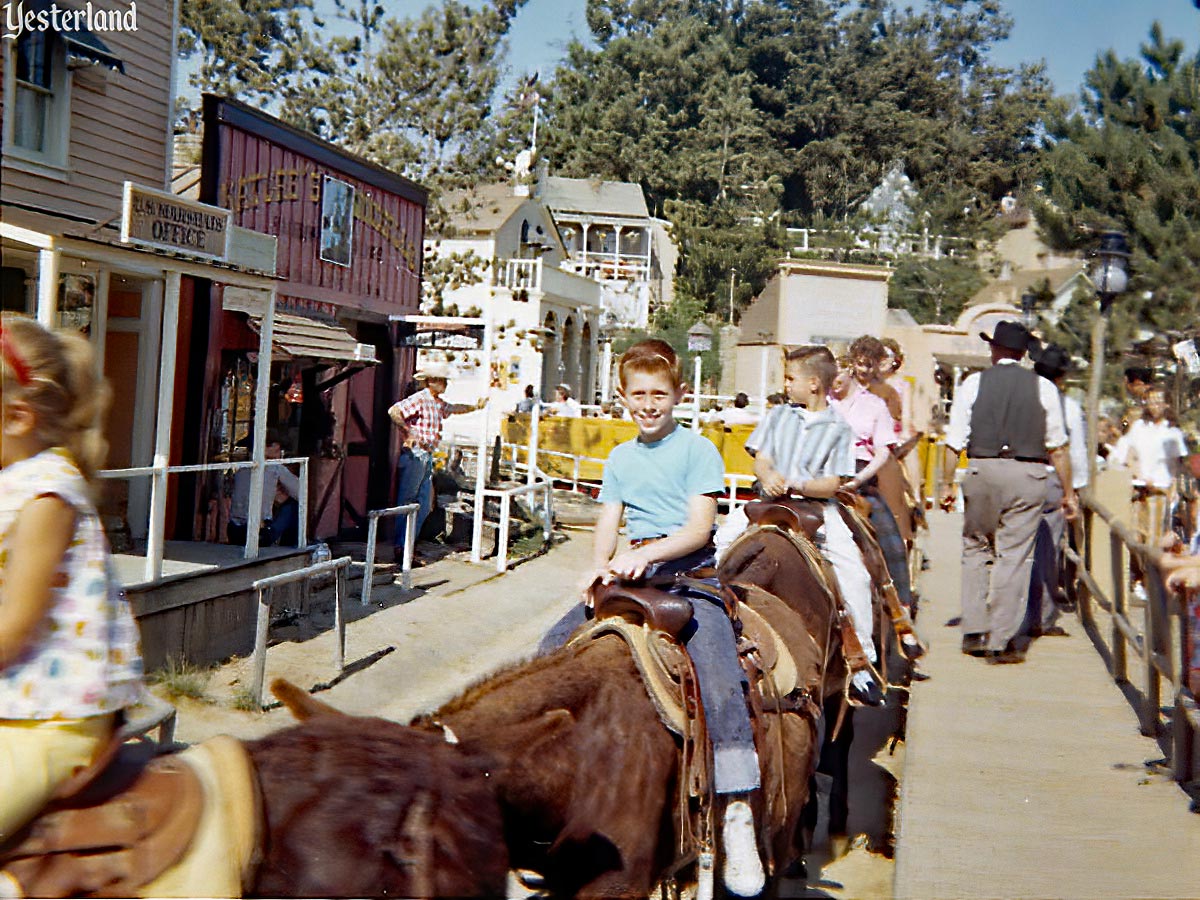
[181,0,530,200]
[1034,24,1200,376]
[889,256,987,325]
[179,1,352,117]
[542,0,1058,321]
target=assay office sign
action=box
[121,182,231,261]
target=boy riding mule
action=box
[543,339,766,896]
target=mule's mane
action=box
[421,638,615,724]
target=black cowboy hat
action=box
[979,320,1033,353]
[1031,342,1073,378]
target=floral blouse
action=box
[0,448,144,720]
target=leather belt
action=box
[630,535,667,548]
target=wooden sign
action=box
[121,182,231,260]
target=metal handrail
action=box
[1069,495,1199,784]
[361,503,419,605]
[478,481,554,573]
[98,457,310,580]
[248,555,351,709]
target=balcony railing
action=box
[495,258,603,306]
[498,258,542,291]
[560,256,651,284]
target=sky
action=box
[493,0,1199,100]
[180,1,1199,104]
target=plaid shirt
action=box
[391,388,452,452]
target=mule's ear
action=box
[270,679,346,720]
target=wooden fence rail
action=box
[1068,496,1200,784]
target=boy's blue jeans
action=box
[394,447,433,549]
[540,545,760,794]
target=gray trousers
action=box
[960,458,1048,651]
[1027,471,1065,632]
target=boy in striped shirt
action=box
[744,345,885,706]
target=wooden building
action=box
[190,95,427,541]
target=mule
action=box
[414,519,847,898]
[2,516,857,898]
[0,688,509,899]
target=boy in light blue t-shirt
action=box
[547,339,765,898]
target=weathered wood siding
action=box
[0,1,173,224]
[205,104,425,318]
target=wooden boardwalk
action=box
[894,512,1200,900]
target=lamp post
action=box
[1020,290,1038,332]
[1085,231,1131,488]
[729,268,738,325]
[687,319,714,432]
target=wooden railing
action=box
[1069,496,1200,784]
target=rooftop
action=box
[967,262,1086,308]
[540,176,649,219]
[437,183,527,235]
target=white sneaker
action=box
[721,799,765,897]
[849,669,885,706]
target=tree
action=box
[178,0,350,118]
[889,257,986,325]
[182,0,530,202]
[541,0,1058,322]
[1035,24,1200,372]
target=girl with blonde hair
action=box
[0,315,144,841]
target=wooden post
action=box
[1142,562,1162,736]
[334,561,346,675]
[36,248,60,326]
[1111,530,1128,684]
[245,287,276,558]
[251,586,272,708]
[145,271,181,583]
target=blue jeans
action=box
[540,546,760,794]
[394,447,433,549]
[856,463,914,609]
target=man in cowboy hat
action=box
[389,363,484,562]
[1026,342,1089,636]
[939,321,1077,663]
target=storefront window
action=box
[57,273,96,333]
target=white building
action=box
[733,259,893,398]
[423,182,604,438]
[538,174,675,329]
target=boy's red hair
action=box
[618,339,682,390]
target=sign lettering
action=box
[121,182,230,260]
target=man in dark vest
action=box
[939,321,1077,663]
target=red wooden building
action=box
[173,96,426,542]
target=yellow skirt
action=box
[0,714,114,842]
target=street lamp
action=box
[1085,230,1131,487]
[1093,231,1131,312]
[687,319,714,354]
[687,320,714,431]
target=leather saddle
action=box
[0,735,261,899]
[744,496,826,540]
[590,580,695,639]
[0,743,205,898]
